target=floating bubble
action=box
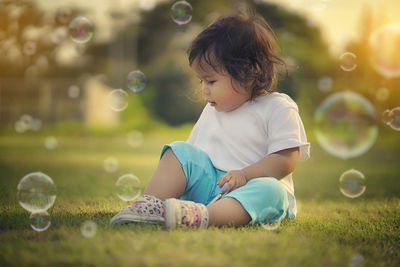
[31,118,42,131]
[23,41,37,56]
[171,1,192,25]
[259,207,284,231]
[17,172,57,213]
[314,91,378,159]
[375,87,389,102]
[15,120,27,133]
[116,174,141,202]
[104,157,119,173]
[382,109,392,125]
[68,16,94,44]
[387,107,400,131]
[51,27,68,44]
[81,220,97,238]
[339,169,366,198]
[44,136,58,150]
[30,211,51,232]
[68,85,80,98]
[369,23,400,78]
[127,71,146,92]
[349,254,364,267]
[108,89,128,111]
[127,130,144,148]
[317,76,333,92]
[340,52,357,72]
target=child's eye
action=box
[207,80,216,85]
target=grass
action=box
[0,127,399,267]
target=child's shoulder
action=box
[253,92,298,111]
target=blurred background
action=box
[0,0,399,199]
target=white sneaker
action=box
[110,195,165,225]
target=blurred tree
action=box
[132,0,335,125]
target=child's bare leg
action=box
[143,148,186,200]
[207,197,251,226]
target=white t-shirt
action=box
[187,92,310,217]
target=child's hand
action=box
[217,170,247,194]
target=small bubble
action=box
[44,136,58,150]
[68,16,94,44]
[108,89,128,111]
[68,85,80,98]
[116,174,141,202]
[104,157,119,173]
[387,106,400,131]
[259,207,284,231]
[340,52,357,72]
[30,211,51,232]
[171,1,192,25]
[81,220,97,238]
[127,130,144,148]
[375,87,389,102]
[339,169,366,198]
[127,71,146,92]
[317,76,333,92]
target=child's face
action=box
[192,58,251,112]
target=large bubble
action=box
[30,211,51,232]
[17,172,57,213]
[127,71,146,92]
[171,1,192,25]
[369,23,400,78]
[314,91,378,159]
[339,169,366,198]
[68,16,94,44]
[116,174,141,202]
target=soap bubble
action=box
[349,254,364,267]
[171,1,192,25]
[369,23,400,78]
[339,169,366,198]
[116,174,141,202]
[375,87,389,102]
[314,91,378,159]
[81,220,97,238]
[382,109,392,125]
[317,76,333,92]
[30,211,51,232]
[385,107,400,131]
[340,52,357,72]
[44,136,58,150]
[68,85,80,98]
[68,16,94,44]
[259,207,284,231]
[127,130,144,148]
[108,89,128,111]
[104,157,119,173]
[17,172,57,213]
[127,70,146,92]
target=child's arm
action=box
[217,147,299,194]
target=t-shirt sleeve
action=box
[266,106,310,161]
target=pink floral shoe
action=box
[110,195,165,225]
[164,198,209,229]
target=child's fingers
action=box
[217,174,229,188]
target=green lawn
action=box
[0,129,399,267]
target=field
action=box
[0,127,399,267]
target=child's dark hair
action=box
[188,10,285,99]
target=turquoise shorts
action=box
[160,141,290,225]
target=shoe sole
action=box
[109,213,164,225]
[165,198,177,229]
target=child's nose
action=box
[202,84,210,96]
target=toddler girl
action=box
[110,10,309,229]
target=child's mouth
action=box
[208,101,216,106]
